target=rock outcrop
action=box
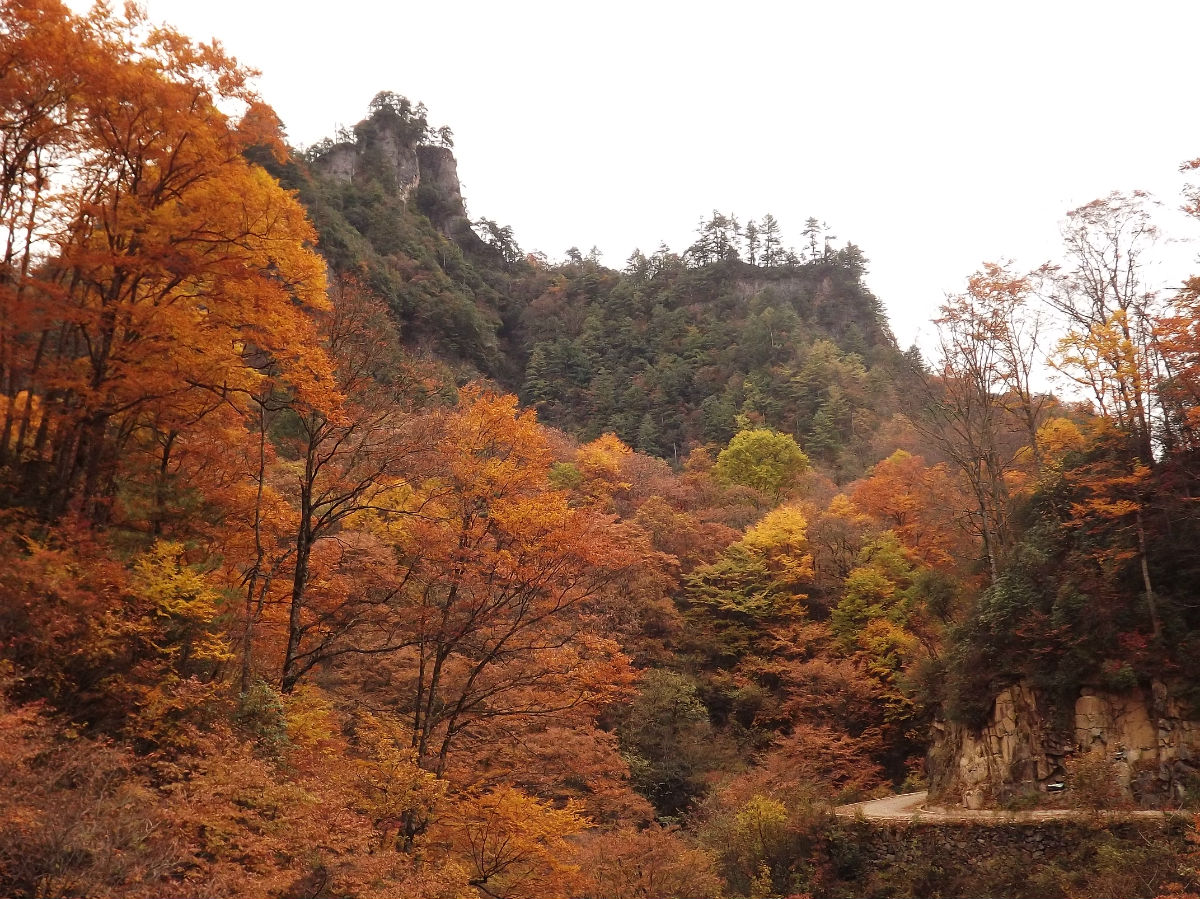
[929,680,1200,807]
[311,128,421,201]
[316,143,357,183]
[310,120,476,246]
[412,147,468,243]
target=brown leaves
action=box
[0,695,180,899]
[438,787,589,899]
[848,450,966,571]
[571,826,724,899]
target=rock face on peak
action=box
[928,680,1200,808]
[310,112,478,247]
[312,128,421,201]
[316,143,357,183]
[415,144,474,243]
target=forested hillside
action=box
[5,3,1200,898]
[276,95,913,478]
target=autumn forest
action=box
[6,2,1200,898]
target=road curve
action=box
[835,791,929,821]
[834,790,1179,822]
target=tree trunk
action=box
[1135,507,1163,642]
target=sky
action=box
[120,0,1200,349]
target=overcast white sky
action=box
[126,0,1200,349]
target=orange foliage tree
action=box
[918,264,1049,578]
[848,450,967,571]
[276,277,434,693]
[439,786,589,899]
[1049,192,1162,464]
[0,0,332,521]
[570,825,724,899]
[357,392,650,790]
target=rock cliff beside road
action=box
[928,679,1200,808]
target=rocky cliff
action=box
[311,118,478,246]
[415,144,481,247]
[312,131,420,200]
[928,680,1200,808]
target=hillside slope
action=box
[283,95,915,478]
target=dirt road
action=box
[834,791,1176,822]
[835,791,930,821]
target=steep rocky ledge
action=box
[313,129,421,201]
[928,680,1200,808]
[414,144,477,245]
[310,120,480,248]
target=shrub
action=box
[1067,747,1130,812]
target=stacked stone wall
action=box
[830,816,1189,897]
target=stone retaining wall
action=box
[829,815,1189,895]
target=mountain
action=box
[281,94,916,480]
[8,10,1200,892]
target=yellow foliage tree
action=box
[132,541,231,672]
[740,504,816,585]
[443,786,589,899]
